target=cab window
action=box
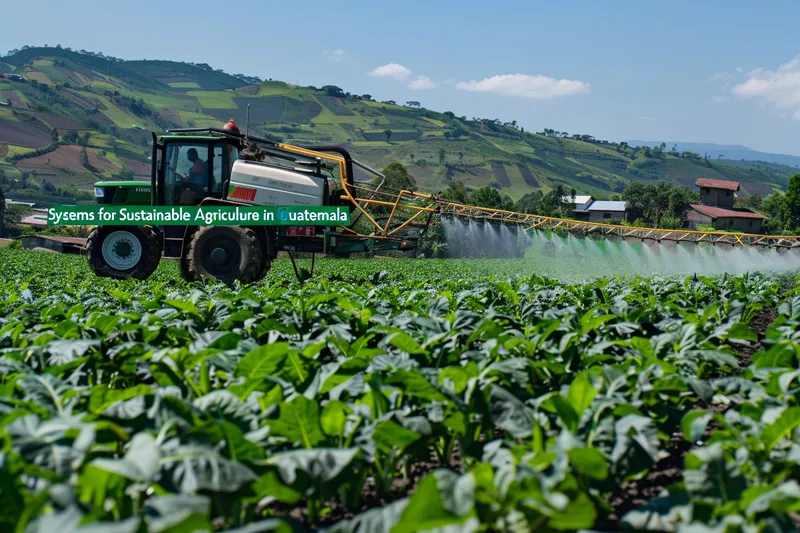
[163,142,236,204]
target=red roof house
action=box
[688,178,766,233]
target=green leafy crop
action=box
[0,249,798,532]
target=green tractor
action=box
[86,123,416,284]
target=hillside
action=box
[0,46,796,206]
[628,140,800,169]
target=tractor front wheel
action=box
[185,226,263,285]
[86,226,161,280]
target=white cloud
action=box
[712,95,729,104]
[409,75,436,90]
[367,63,412,81]
[455,73,590,99]
[708,71,729,83]
[736,66,743,73]
[731,55,800,119]
[323,49,345,62]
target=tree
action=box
[80,147,89,168]
[783,174,800,231]
[374,162,417,196]
[514,190,544,214]
[748,194,762,209]
[438,149,446,166]
[384,129,392,143]
[458,152,464,164]
[51,129,59,143]
[406,101,421,108]
[536,185,573,217]
[361,94,372,100]
[470,186,513,211]
[439,180,470,204]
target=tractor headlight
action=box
[94,187,104,198]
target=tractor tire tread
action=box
[86,225,161,280]
[185,226,263,285]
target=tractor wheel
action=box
[185,226,263,285]
[86,225,161,280]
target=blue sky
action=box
[4,0,800,154]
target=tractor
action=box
[86,121,416,284]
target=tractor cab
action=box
[159,138,239,206]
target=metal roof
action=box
[587,200,626,211]
[690,204,766,220]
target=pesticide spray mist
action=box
[440,217,800,280]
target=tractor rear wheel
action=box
[185,226,263,285]
[86,225,161,280]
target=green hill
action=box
[0,46,795,206]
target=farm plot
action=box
[17,145,120,174]
[517,163,541,187]
[490,161,511,186]
[1,250,799,533]
[316,94,356,116]
[204,96,284,123]
[2,89,28,109]
[0,118,50,148]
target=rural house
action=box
[566,195,628,222]
[585,200,627,222]
[687,178,766,233]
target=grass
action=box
[168,82,201,89]
[92,94,151,128]
[187,90,237,109]
[4,145,35,158]
[178,110,223,127]
[257,81,293,96]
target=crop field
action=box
[2,247,800,532]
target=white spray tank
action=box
[227,159,327,207]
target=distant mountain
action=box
[0,46,795,207]
[627,141,800,169]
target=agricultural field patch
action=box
[257,81,293,96]
[316,94,356,116]
[17,145,120,175]
[168,81,201,89]
[120,156,151,176]
[739,181,775,197]
[362,129,421,142]
[279,97,322,123]
[18,110,88,131]
[188,90,238,109]
[3,250,798,531]
[0,118,50,148]
[517,163,540,187]
[3,89,28,109]
[25,71,54,85]
[235,84,259,95]
[490,161,511,187]
[154,77,193,84]
[204,96,284,124]
[55,65,88,85]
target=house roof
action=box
[695,178,740,191]
[19,214,48,226]
[587,200,626,212]
[563,195,593,209]
[690,204,766,220]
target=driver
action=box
[179,148,206,186]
